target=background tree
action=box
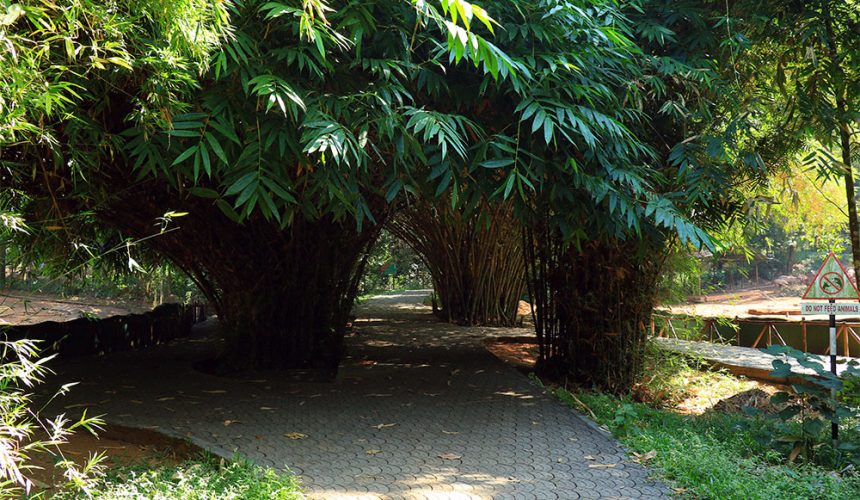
[357,229,432,297]
[748,0,860,281]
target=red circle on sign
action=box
[819,272,845,295]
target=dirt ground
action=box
[0,291,151,326]
[660,287,806,319]
[484,337,539,372]
[26,424,199,492]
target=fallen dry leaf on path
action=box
[372,423,397,430]
[63,403,92,409]
[284,432,307,440]
[584,455,596,460]
[202,390,227,394]
[438,453,462,460]
[632,450,657,462]
[366,449,383,455]
[223,420,240,426]
[441,430,459,435]
[588,463,617,469]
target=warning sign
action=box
[802,252,860,300]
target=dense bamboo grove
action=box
[389,200,524,326]
[524,220,663,391]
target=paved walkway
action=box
[656,337,855,381]
[47,291,667,499]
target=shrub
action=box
[53,455,303,499]
[0,337,104,496]
[756,345,860,466]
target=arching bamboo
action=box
[389,198,525,326]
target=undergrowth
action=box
[540,342,860,499]
[553,388,860,499]
[633,342,762,411]
[51,454,303,499]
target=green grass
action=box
[634,342,761,411]
[52,455,303,499]
[551,388,860,499]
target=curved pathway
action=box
[47,291,667,498]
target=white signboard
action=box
[800,302,860,315]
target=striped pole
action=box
[829,298,838,444]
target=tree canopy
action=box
[1,0,754,247]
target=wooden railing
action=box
[651,315,729,343]
[650,315,860,357]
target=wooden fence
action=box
[651,315,860,357]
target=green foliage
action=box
[843,374,860,408]
[768,158,849,253]
[551,388,860,499]
[655,250,706,304]
[358,229,431,296]
[52,454,302,499]
[757,345,860,465]
[753,0,860,171]
[0,0,754,252]
[0,338,105,497]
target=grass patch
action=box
[633,342,771,414]
[552,388,860,498]
[534,342,860,498]
[51,454,303,499]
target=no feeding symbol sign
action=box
[801,252,860,301]
[819,272,845,295]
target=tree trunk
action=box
[98,184,384,376]
[389,199,525,326]
[524,220,663,393]
[214,217,377,374]
[824,14,860,285]
[785,242,795,274]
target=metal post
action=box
[829,298,838,443]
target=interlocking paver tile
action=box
[45,290,668,498]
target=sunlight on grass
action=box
[52,455,303,499]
